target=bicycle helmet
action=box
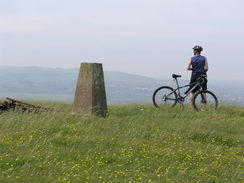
[193,45,203,51]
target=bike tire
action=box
[152,86,177,108]
[193,90,218,111]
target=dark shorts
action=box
[189,74,207,93]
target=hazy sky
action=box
[0,0,243,80]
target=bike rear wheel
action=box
[152,86,177,108]
[193,90,218,111]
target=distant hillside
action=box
[0,66,243,105]
[0,66,168,103]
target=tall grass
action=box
[0,103,243,183]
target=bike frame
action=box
[174,78,200,99]
[165,78,202,102]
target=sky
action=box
[0,0,244,80]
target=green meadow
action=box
[0,102,243,183]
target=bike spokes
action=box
[193,91,218,111]
[152,86,177,108]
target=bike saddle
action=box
[172,74,182,79]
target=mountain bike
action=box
[152,74,218,111]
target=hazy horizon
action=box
[0,66,243,106]
[1,0,243,81]
[0,65,243,83]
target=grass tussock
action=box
[0,102,243,183]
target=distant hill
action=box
[0,66,168,103]
[0,66,243,105]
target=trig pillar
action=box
[73,63,108,117]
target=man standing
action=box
[186,45,209,104]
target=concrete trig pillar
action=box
[73,63,108,117]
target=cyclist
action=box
[186,45,208,104]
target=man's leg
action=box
[190,92,195,105]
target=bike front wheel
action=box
[152,86,177,108]
[193,90,218,111]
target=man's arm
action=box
[204,58,209,72]
[186,59,192,70]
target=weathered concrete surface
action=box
[73,63,108,117]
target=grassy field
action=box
[0,102,243,183]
